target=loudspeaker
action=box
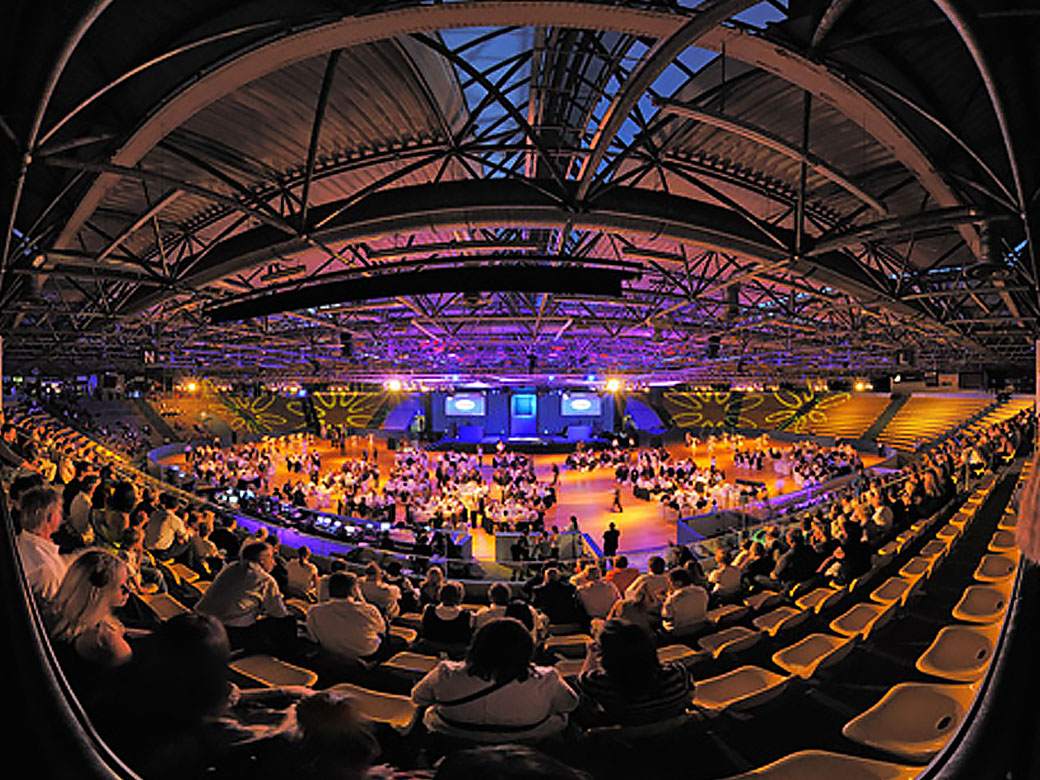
[707,336,720,359]
[387,437,398,451]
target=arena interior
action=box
[3,2,1040,779]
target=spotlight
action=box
[386,379,402,392]
[605,378,621,393]
[185,380,198,393]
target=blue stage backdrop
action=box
[429,389,615,441]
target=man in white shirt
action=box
[576,565,621,620]
[195,541,293,654]
[16,486,68,601]
[306,571,395,662]
[661,568,709,635]
[143,493,190,558]
[359,562,401,619]
[286,545,320,601]
[625,555,671,612]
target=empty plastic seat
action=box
[388,625,418,645]
[167,562,200,585]
[555,658,584,678]
[140,592,189,622]
[830,601,897,640]
[285,598,312,619]
[870,577,920,608]
[772,633,855,679]
[988,530,1016,553]
[657,644,708,666]
[952,582,1012,623]
[707,604,750,626]
[692,666,789,712]
[698,626,762,658]
[898,557,931,580]
[381,651,438,678]
[745,591,784,613]
[935,525,960,544]
[974,553,1018,583]
[948,511,972,529]
[997,512,1018,531]
[752,606,810,637]
[328,681,421,734]
[842,682,977,762]
[547,622,584,636]
[230,655,318,688]
[395,612,422,631]
[795,587,844,614]
[722,749,920,779]
[918,540,948,559]
[545,633,592,657]
[916,623,1001,682]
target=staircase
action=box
[861,394,910,443]
[134,398,177,442]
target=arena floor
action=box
[162,436,883,560]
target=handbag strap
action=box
[435,674,517,707]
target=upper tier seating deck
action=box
[796,395,891,439]
[877,395,992,451]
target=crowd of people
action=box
[4,393,1034,779]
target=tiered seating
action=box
[797,395,890,438]
[968,395,1035,434]
[877,394,992,450]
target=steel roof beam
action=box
[575,0,758,201]
[654,99,887,215]
[49,2,979,262]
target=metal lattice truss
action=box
[3,0,1037,381]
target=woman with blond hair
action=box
[47,548,134,671]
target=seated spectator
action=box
[117,526,166,594]
[818,520,872,586]
[305,572,400,664]
[683,556,712,590]
[358,562,401,619]
[576,620,692,727]
[188,516,223,577]
[740,542,774,589]
[419,581,473,654]
[625,556,670,612]
[47,548,134,673]
[660,568,708,635]
[286,546,319,601]
[604,555,639,596]
[475,583,547,642]
[60,472,97,551]
[605,587,655,636]
[382,558,420,614]
[209,516,242,560]
[412,618,579,743]
[195,540,294,654]
[247,690,382,780]
[419,565,445,606]
[15,485,68,601]
[576,565,620,622]
[707,548,742,600]
[432,744,593,780]
[532,567,581,625]
[99,480,137,546]
[98,613,311,780]
[770,529,819,589]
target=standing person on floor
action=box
[602,522,620,559]
[611,487,623,513]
